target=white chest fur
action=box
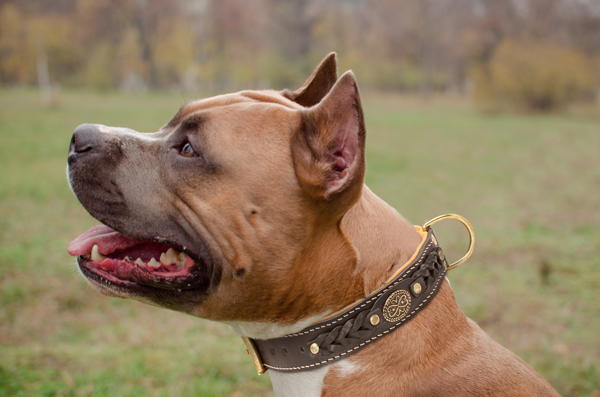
[269,365,330,397]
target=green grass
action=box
[1,88,599,396]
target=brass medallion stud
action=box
[383,290,412,322]
[413,282,422,295]
[310,343,320,355]
[370,314,380,326]
[438,249,445,261]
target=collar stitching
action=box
[283,241,433,338]
[264,261,445,371]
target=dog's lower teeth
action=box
[135,258,145,266]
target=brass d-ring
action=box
[423,214,475,271]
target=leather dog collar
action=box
[242,214,475,374]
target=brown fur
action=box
[322,283,556,396]
[282,52,339,107]
[69,53,559,396]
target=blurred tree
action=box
[114,27,147,91]
[30,14,81,85]
[200,0,270,89]
[472,39,597,111]
[131,0,184,88]
[271,0,316,62]
[0,4,36,84]
[153,22,196,88]
[0,0,598,108]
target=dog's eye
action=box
[180,142,197,158]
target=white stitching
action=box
[264,264,445,371]
[283,241,434,338]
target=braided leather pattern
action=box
[251,229,447,372]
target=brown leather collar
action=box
[242,227,448,374]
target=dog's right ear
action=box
[282,52,338,107]
[292,71,366,217]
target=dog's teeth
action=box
[91,245,107,262]
[159,252,169,265]
[148,258,161,268]
[169,248,179,264]
[176,252,187,269]
[135,258,145,266]
[125,256,131,262]
[161,247,178,265]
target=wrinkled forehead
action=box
[166,90,303,128]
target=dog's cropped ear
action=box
[282,53,338,107]
[292,71,366,209]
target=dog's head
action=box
[67,54,367,325]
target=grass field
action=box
[1,88,599,396]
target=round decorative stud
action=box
[413,282,422,295]
[370,314,380,326]
[310,343,320,355]
[383,290,412,322]
[438,249,445,261]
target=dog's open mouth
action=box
[68,225,203,290]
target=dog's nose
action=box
[69,124,101,159]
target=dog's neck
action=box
[266,187,439,397]
[341,186,423,295]
[228,186,423,339]
[230,187,462,396]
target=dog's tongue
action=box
[68,225,143,256]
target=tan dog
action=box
[67,53,559,396]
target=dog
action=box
[67,53,559,396]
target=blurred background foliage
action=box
[0,0,599,111]
[1,1,600,396]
